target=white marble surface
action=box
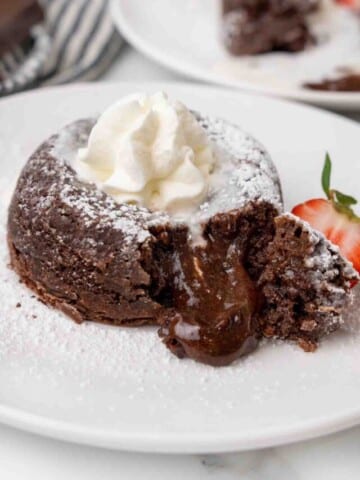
[1,422,360,479]
[1,46,360,479]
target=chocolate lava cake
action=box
[7,114,358,366]
[221,0,319,55]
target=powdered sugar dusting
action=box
[194,113,283,223]
[276,213,359,337]
[285,212,359,288]
[40,120,170,245]
[49,114,282,242]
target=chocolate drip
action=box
[304,74,360,92]
[158,228,261,366]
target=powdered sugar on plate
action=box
[0,190,286,424]
[1,178,360,428]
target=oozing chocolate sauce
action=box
[158,231,261,366]
[304,74,360,92]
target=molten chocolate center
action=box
[158,233,260,366]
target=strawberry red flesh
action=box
[291,155,360,279]
[336,0,360,8]
[292,198,360,272]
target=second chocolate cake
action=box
[221,0,319,55]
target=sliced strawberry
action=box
[291,154,360,279]
[336,0,360,8]
[292,198,333,235]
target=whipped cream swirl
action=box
[75,92,215,216]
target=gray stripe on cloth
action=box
[0,0,123,96]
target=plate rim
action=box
[0,401,360,453]
[1,82,360,454]
[109,0,360,111]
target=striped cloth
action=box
[0,0,123,97]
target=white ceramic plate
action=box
[0,83,360,454]
[110,0,360,111]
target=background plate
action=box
[0,83,360,454]
[110,0,360,111]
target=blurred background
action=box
[1,0,359,119]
